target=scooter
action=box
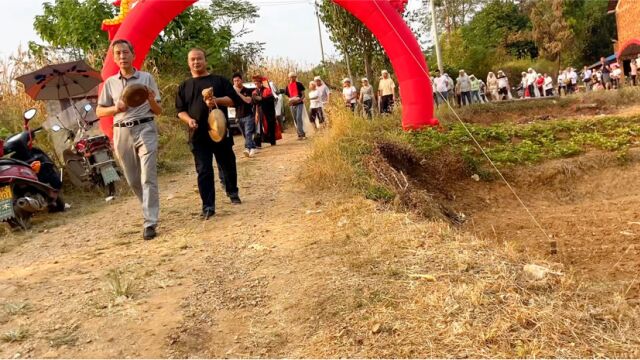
[0,109,65,230]
[52,104,120,196]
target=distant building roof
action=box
[607,0,618,13]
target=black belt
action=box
[114,117,154,128]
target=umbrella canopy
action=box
[16,60,102,101]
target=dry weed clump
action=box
[105,268,135,300]
[299,102,404,195]
[292,198,640,358]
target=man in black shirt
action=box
[176,48,242,219]
[231,73,256,157]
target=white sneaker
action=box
[243,149,250,157]
[249,148,257,157]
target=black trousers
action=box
[380,95,393,113]
[191,137,238,212]
[310,107,325,123]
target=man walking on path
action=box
[378,70,395,114]
[96,39,162,241]
[175,48,242,220]
[284,72,307,140]
[232,73,257,157]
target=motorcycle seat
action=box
[0,158,31,167]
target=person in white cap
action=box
[314,75,331,123]
[284,71,307,140]
[308,81,324,128]
[342,78,357,112]
[359,77,374,118]
[378,70,395,114]
[314,76,330,105]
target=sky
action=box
[0,0,423,67]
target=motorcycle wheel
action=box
[7,212,32,231]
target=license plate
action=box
[0,186,14,221]
[0,186,12,201]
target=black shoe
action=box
[229,194,242,204]
[200,209,215,220]
[143,226,156,240]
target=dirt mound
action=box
[364,142,469,224]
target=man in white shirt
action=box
[434,72,449,107]
[568,68,578,94]
[543,73,554,96]
[378,70,396,114]
[342,78,357,112]
[526,68,538,97]
[582,66,592,92]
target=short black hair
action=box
[232,72,243,80]
[112,39,134,53]
[188,47,207,60]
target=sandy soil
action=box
[0,130,638,358]
[0,133,336,357]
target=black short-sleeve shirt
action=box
[176,74,241,144]
[235,87,254,119]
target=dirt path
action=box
[0,133,339,358]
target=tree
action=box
[32,0,114,62]
[148,6,233,72]
[209,0,259,38]
[318,0,389,83]
[530,0,573,66]
[462,0,536,59]
[563,0,616,66]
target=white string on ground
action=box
[372,0,558,254]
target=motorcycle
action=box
[52,104,120,197]
[0,108,65,230]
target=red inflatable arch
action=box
[100,0,437,138]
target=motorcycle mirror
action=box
[52,125,62,132]
[24,108,37,121]
[83,104,92,112]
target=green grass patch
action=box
[406,115,640,167]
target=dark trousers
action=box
[380,95,393,113]
[310,107,325,124]
[460,91,471,106]
[362,99,372,118]
[191,138,238,212]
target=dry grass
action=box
[299,99,405,200]
[105,268,135,300]
[1,328,29,343]
[3,302,30,316]
[290,197,640,357]
[298,101,640,357]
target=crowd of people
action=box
[430,55,640,107]
[339,69,397,118]
[97,40,345,240]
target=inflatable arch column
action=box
[100,0,437,138]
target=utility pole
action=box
[429,0,444,73]
[314,1,326,66]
